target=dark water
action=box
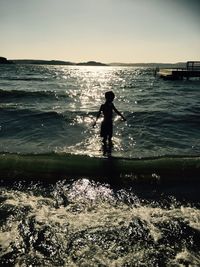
[0,64,199,156]
[0,64,200,266]
[0,179,200,267]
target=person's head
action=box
[105,91,115,102]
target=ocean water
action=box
[0,64,200,266]
[0,64,199,156]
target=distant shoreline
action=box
[0,57,187,68]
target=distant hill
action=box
[76,61,108,66]
[11,59,108,66]
[12,59,74,65]
[2,57,188,68]
[0,57,14,64]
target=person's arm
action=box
[113,105,126,121]
[93,105,103,127]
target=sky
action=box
[0,0,200,63]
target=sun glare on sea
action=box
[58,66,120,111]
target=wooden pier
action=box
[157,61,200,80]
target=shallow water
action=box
[0,64,199,157]
[0,179,200,267]
[0,64,200,266]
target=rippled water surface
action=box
[1,179,200,266]
[0,64,199,266]
[0,64,199,157]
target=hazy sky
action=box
[1,0,200,63]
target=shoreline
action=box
[0,152,199,184]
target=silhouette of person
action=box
[93,91,126,148]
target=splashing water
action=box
[0,179,199,266]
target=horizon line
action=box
[3,57,195,65]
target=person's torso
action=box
[102,102,113,121]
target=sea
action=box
[0,64,200,266]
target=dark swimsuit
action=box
[100,120,113,138]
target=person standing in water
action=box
[93,91,126,145]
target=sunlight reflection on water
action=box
[0,179,200,266]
